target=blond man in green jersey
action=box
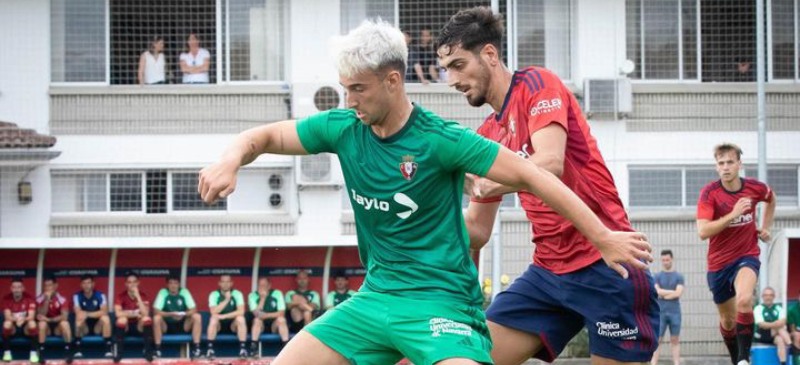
[198,20,652,365]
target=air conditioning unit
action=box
[291,83,345,118]
[583,78,632,119]
[295,153,343,187]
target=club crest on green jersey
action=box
[399,155,418,181]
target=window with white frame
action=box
[629,165,800,208]
[51,0,107,83]
[340,0,572,81]
[52,170,229,213]
[626,0,799,82]
[51,0,289,85]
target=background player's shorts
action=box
[47,321,61,334]
[706,255,760,304]
[84,317,100,335]
[305,291,493,365]
[218,319,234,334]
[755,328,775,344]
[658,311,681,337]
[165,318,186,334]
[486,261,659,363]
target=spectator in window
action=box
[409,28,439,84]
[152,275,202,360]
[284,270,320,333]
[73,274,112,359]
[754,287,792,365]
[180,33,211,84]
[113,272,155,363]
[248,277,289,358]
[206,274,247,360]
[137,36,166,85]
[36,276,74,364]
[325,272,356,310]
[2,278,39,363]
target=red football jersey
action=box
[36,292,69,318]
[474,66,632,274]
[2,293,35,319]
[697,177,773,271]
[117,290,149,320]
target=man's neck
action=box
[83,290,93,297]
[169,289,179,295]
[371,99,413,139]
[336,288,348,294]
[488,68,514,113]
[721,177,742,192]
[13,294,22,301]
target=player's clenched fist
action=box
[198,158,239,204]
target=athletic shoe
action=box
[238,348,248,359]
[250,342,260,359]
[154,349,161,359]
[144,348,154,363]
[65,349,74,364]
[73,351,84,359]
[205,349,215,361]
[737,361,749,365]
[29,351,40,364]
[2,351,11,362]
[190,347,202,360]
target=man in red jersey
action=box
[436,7,657,365]
[113,272,155,363]
[697,143,776,365]
[35,276,74,363]
[2,278,39,363]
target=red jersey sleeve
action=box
[758,183,774,203]
[525,70,569,134]
[697,187,715,220]
[471,119,504,204]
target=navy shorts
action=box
[658,311,681,337]
[706,256,760,304]
[486,260,659,362]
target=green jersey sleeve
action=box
[284,290,296,304]
[153,289,168,311]
[272,290,286,311]
[754,304,765,324]
[439,126,500,176]
[208,291,220,309]
[232,290,245,307]
[780,304,787,320]
[247,292,258,312]
[295,109,354,154]
[789,304,800,327]
[180,288,196,310]
[310,291,321,308]
[325,292,335,310]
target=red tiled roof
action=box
[0,121,57,148]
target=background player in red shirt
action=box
[436,7,658,365]
[113,272,154,363]
[35,276,74,363]
[2,278,38,363]
[697,143,776,365]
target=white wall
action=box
[1,167,51,237]
[573,0,628,86]
[0,0,50,132]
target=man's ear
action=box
[480,43,500,66]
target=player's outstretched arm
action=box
[198,120,308,204]
[484,147,653,278]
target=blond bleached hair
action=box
[332,19,408,78]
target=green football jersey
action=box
[325,290,357,309]
[755,303,785,324]
[788,303,800,329]
[296,105,500,306]
[154,288,196,323]
[248,289,285,313]
[208,289,244,315]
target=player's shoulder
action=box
[413,105,467,141]
[699,179,723,198]
[743,177,769,190]
[516,66,564,93]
